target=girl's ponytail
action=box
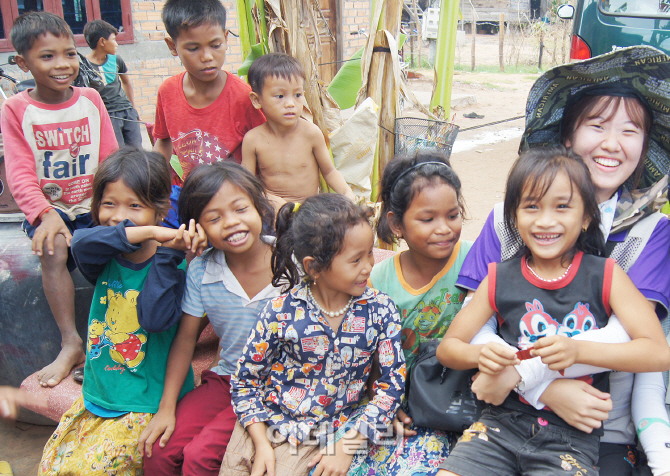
[272,202,301,291]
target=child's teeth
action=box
[594,157,619,167]
[227,232,246,242]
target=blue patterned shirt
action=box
[231,283,406,446]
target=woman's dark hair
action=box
[272,194,373,291]
[377,150,465,245]
[504,145,605,260]
[560,94,652,189]
[91,147,171,224]
[178,161,274,230]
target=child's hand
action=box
[532,335,579,371]
[251,441,275,476]
[478,342,519,375]
[309,432,361,476]
[344,190,357,203]
[0,386,34,421]
[159,220,208,255]
[32,209,72,256]
[137,408,176,458]
[471,366,520,405]
[392,408,417,437]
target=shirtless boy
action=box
[242,53,355,208]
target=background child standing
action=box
[83,19,142,147]
[242,53,355,209]
[2,12,117,388]
[154,0,265,228]
[139,162,281,476]
[221,195,406,476]
[39,147,204,475]
[341,151,472,476]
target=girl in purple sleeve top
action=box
[223,194,406,476]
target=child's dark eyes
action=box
[236,207,248,213]
[209,216,220,223]
[449,214,460,220]
[40,54,53,60]
[130,203,142,209]
[276,94,284,99]
[102,201,114,207]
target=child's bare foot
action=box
[37,342,85,387]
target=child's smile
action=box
[16,32,79,104]
[199,181,263,256]
[515,170,589,276]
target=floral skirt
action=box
[39,396,153,476]
[313,404,455,476]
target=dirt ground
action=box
[0,43,538,475]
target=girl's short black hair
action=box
[11,12,74,56]
[248,53,306,94]
[178,161,274,230]
[162,0,226,41]
[83,19,118,49]
[272,194,373,291]
[92,147,172,224]
[377,150,465,245]
[504,145,605,259]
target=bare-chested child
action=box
[242,53,356,209]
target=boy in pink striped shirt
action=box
[2,12,117,387]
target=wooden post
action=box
[471,6,476,71]
[499,13,504,72]
[412,0,422,68]
[410,16,415,67]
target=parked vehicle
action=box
[558,0,670,60]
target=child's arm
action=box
[533,264,670,373]
[437,275,519,372]
[0,386,36,422]
[311,295,406,475]
[1,101,59,226]
[632,371,670,476]
[154,138,173,164]
[241,133,258,176]
[230,301,282,469]
[137,220,207,333]
[231,307,279,423]
[71,220,145,283]
[310,126,356,201]
[138,313,201,457]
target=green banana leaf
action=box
[327,48,364,110]
[170,155,183,180]
[237,43,266,77]
[327,33,406,110]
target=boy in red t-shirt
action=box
[153,0,265,228]
[2,12,117,387]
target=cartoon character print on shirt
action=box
[558,302,596,337]
[87,319,112,359]
[518,299,560,350]
[103,289,146,368]
[173,129,231,182]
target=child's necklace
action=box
[525,259,572,283]
[307,285,354,318]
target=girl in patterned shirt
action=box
[222,194,406,476]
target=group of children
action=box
[2,0,670,476]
